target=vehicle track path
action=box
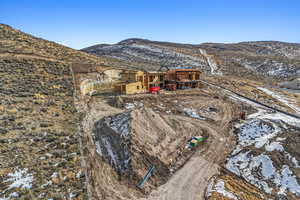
[142,112,235,200]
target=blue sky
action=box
[1,0,300,49]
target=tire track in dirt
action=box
[142,115,234,200]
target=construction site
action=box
[2,23,300,200]
[71,63,247,199]
[76,63,203,96]
[70,63,300,200]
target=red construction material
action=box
[149,86,160,94]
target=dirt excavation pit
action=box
[92,107,210,192]
[107,89,235,123]
[83,88,242,199]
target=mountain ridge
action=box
[82,38,300,81]
[82,37,300,48]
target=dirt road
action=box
[142,114,235,200]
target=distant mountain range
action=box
[82,39,300,81]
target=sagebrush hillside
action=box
[0,24,138,68]
[0,23,129,199]
[82,39,300,81]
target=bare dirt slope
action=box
[144,119,226,200]
[77,86,242,200]
[141,92,237,200]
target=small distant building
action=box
[72,63,122,96]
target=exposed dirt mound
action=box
[92,107,209,192]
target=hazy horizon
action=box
[1,0,300,49]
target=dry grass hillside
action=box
[0,24,130,199]
[0,24,138,68]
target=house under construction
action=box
[165,69,202,90]
[115,68,202,94]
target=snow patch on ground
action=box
[235,119,278,149]
[125,103,135,110]
[102,137,118,167]
[183,108,205,120]
[199,48,222,75]
[214,180,238,199]
[226,105,300,196]
[265,141,284,152]
[4,168,33,190]
[258,87,300,114]
[205,176,216,198]
[1,168,33,199]
[226,152,300,196]
[125,102,144,110]
[248,107,300,128]
[94,112,132,174]
[206,178,238,200]
[108,112,131,137]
